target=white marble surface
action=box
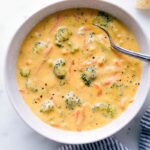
[0,0,150,149]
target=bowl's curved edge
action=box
[3,0,150,144]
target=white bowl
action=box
[4,0,150,144]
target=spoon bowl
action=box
[94,25,150,63]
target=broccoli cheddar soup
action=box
[16,9,141,131]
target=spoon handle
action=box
[112,44,150,63]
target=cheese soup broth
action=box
[16,9,141,131]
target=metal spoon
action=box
[94,25,150,63]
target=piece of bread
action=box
[136,0,150,9]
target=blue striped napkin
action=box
[59,106,150,150]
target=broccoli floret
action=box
[67,41,80,54]
[55,27,72,47]
[64,92,81,110]
[92,103,116,117]
[25,79,38,92]
[92,103,109,111]
[53,58,66,79]
[93,11,111,27]
[106,104,116,117]
[20,68,30,77]
[32,41,47,53]
[81,66,96,86]
[40,99,54,112]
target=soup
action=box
[16,9,141,131]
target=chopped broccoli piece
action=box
[81,66,96,86]
[98,11,111,22]
[20,68,30,77]
[59,79,66,86]
[70,45,80,54]
[92,103,109,111]
[40,99,54,112]
[53,58,66,79]
[67,41,80,54]
[64,92,81,110]
[32,41,47,53]
[55,27,72,47]
[106,104,116,117]
[25,79,38,92]
[92,103,116,117]
[93,11,111,27]
[70,47,79,54]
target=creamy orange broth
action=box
[16,9,141,131]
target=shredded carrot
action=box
[83,28,91,32]
[67,60,75,83]
[79,60,97,71]
[34,59,46,74]
[26,59,32,65]
[93,83,103,96]
[73,103,89,127]
[83,59,97,66]
[35,46,53,74]
[73,108,85,126]
[50,15,61,33]
[103,73,120,86]
[113,59,124,67]
[82,26,91,32]
[44,45,53,56]
[104,66,120,73]
[114,60,121,66]
[83,36,87,49]
[79,59,97,71]
[69,60,75,73]
[113,49,124,59]
[97,61,104,67]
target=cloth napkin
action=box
[59,106,150,150]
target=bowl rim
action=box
[4,0,150,144]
